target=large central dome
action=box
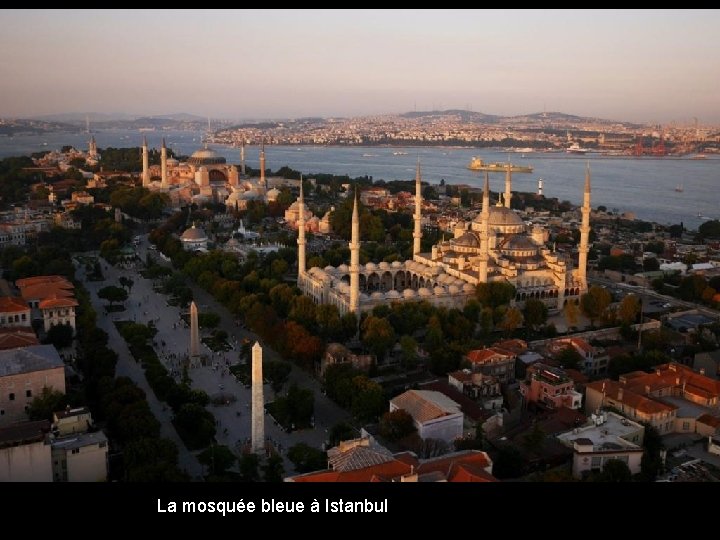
[187,146,226,166]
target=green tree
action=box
[239,453,260,481]
[123,438,186,482]
[399,335,418,368]
[28,387,68,421]
[328,422,357,447]
[379,409,417,441]
[287,443,327,473]
[522,424,546,453]
[361,316,396,360]
[476,281,516,308]
[351,376,385,422]
[198,445,237,476]
[523,298,548,332]
[98,285,128,306]
[45,323,74,348]
[262,454,285,482]
[173,403,216,450]
[264,361,292,394]
[198,312,221,329]
[556,345,583,370]
[638,423,664,481]
[563,300,580,331]
[618,294,641,325]
[499,306,523,336]
[580,286,612,328]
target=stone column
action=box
[189,301,199,357]
[251,341,265,454]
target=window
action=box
[99,441,107,448]
[591,456,602,468]
[21,314,26,321]
[682,421,690,431]
[0,410,4,416]
[71,448,80,455]
[8,393,15,401]
[26,389,32,398]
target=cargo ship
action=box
[467,157,533,173]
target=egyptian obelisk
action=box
[189,301,200,358]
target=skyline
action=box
[1,9,719,123]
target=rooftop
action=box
[557,411,644,453]
[51,430,107,451]
[0,420,50,448]
[0,344,64,377]
[390,389,462,423]
[0,296,30,313]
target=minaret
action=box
[251,341,265,454]
[578,163,592,290]
[141,136,149,187]
[413,159,423,257]
[504,162,512,209]
[88,136,97,157]
[189,301,199,357]
[349,191,360,316]
[479,173,490,282]
[259,139,266,194]
[240,140,246,176]
[297,177,306,281]
[160,138,168,189]
[537,178,543,197]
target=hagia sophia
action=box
[141,137,272,209]
[298,163,591,315]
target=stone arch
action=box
[367,272,380,291]
[381,271,393,291]
[209,169,227,183]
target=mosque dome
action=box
[391,261,402,269]
[187,146,227,166]
[386,290,401,299]
[180,224,207,241]
[454,232,479,248]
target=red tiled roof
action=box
[0,296,30,313]
[697,414,720,429]
[0,327,39,351]
[38,295,79,309]
[466,349,509,364]
[587,379,677,415]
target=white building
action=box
[180,223,209,251]
[0,420,53,482]
[557,411,645,479]
[390,389,463,443]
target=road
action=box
[76,259,205,480]
[86,234,353,476]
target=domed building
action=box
[141,138,274,208]
[298,163,592,315]
[187,147,227,167]
[180,223,209,252]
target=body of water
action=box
[1,129,718,230]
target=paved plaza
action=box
[77,234,351,478]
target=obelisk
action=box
[189,301,200,358]
[251,341,264,454]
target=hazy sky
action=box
[1,9,718,123]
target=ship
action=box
[467,157,533,173]
[566,142,590,154]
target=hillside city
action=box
[0,131,719,484]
